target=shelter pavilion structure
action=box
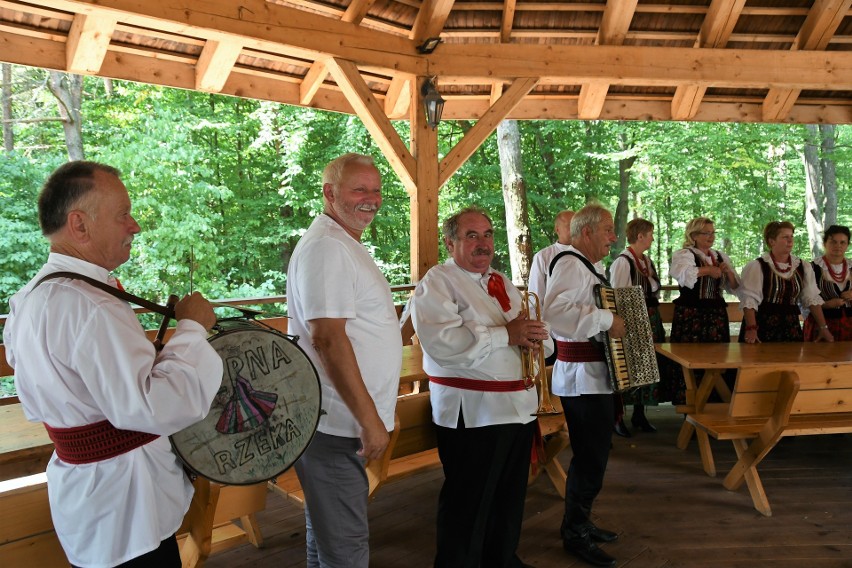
[1,0,851,278]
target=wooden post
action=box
[410,76,440,282]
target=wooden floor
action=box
[206,405,852,568]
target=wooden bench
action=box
[668,344,852,516]
[270,346,570,506]
[0,474,66,567]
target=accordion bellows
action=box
[594,285,661,393]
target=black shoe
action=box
[563,531,616,567]
[587,524,618,543]
[631,413,657,433]
[614,418,632,438]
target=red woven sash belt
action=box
[555,340,605,363]
[44,420,159,464]
[428,376,531,392]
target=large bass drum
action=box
[171,319,321,485]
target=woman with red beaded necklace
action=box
[803,225,852,341]
[666,217,740,405]
[609,218,670,435]
[739,221,833,344]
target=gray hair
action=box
[442,206,493,242]
[38,161,122,236]
[570,203,610,241]
[322,153,376,188]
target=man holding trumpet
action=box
[411,206,553,568]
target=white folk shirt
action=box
[669,247,740,292]
[411,259,554,429]
[287,214,402,437]
[3,253,223,568]
[542,246,613,397]
[609,252,661,293]
[738,253,823,311]
[528,242,572,300]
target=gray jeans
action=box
[294,431,369,568]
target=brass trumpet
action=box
[521,290,561,416]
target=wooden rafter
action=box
[411,0,455,46]
[671,0,745,121]
[762,0,852,122]
[384,75,412,119]
[577,0,637,120]
[65,12,116,74]
[195,38,243,92]
[500,0,517,44]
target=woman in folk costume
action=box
[739,221,833,344]
[608,218,669,435]
[803,225,852,341]
[666,217,740,404]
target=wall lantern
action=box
[421,77,445,130]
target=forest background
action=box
[2,64,851,319]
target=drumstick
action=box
[153,294,179,352]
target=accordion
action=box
[593,284,661,393]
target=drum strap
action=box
[428,376,532,391]
[43,420,159,464]
[33,271,174,317]
[555,340,606,362]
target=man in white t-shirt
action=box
[286,153,402,568]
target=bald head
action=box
[554,210,574,245]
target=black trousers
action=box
[560,394,614,534]
[434,415,535,568]
[71,534,180,568]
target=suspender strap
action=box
[428,376,532,392]
[44,420,159,464]
[555,340,606,363]
[548,251,610,287]
[34,271,173,317]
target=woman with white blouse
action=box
[667,217,740,404]
[739,221,833,344]
[804,225,852,341]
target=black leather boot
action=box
[631,404,657,433]
[562,525,617,567]
[614,417,632,438]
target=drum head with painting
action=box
[170,320,321,485]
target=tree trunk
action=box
[47,71,84,160]
[802,125,823,257]
[613,130,635,256]
[496,120,532,285]
[1,64,13,152]
[819,124,837,229]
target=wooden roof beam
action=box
[763,0,852,122]
[671,0,745,120]
[439,77,538,187]
[325,57,417,193]
[411,0,456,46]
[384,76,412,119]
[576,0,637,120]
[195,38,243,92]
[501,0,517,44]
[65,12,116,74]
[299,0,375,105]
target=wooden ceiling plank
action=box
[500,0,517,44]
[66,12,117,74]
[384,75,412,119]
[439,76,538,186]
[672,0,745,120]
[33,0,426,75]
[762,0,852,121]
[325,57,417,193]
[411,0,455,44]
[195,38,243,92]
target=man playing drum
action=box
[4,161,223,567]
[410,207,552,568]
[286,153,402,568]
